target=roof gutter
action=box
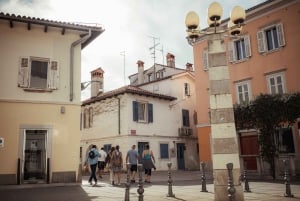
[70,29,92,101]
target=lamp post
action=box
[185,2,246,201]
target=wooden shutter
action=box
[257,30,266,53]
[182,109,190,127]
[202,50,209,71]
[18,57,30,87]
[244,35,252,58]
[48,60,59,89]
[148,103,153,123]
[132,101,138,121]
[276,23,285,47]
[228,41,236,62]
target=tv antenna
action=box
[148,36,160,80]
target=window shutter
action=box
[276,23,285,47]
[132,101,138,121]
[228,41,236,62]
[202,50,209,71]
[257,30,266,53]
[148,103,153,123]
[48,60,59,89]
[182,109,190,127]
[244,35,252,57]
[18,57,30,87]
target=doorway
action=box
[176,143,185,170]
[23,130,47,183]
[137,141,148,164]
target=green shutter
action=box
[148,103,153,123]
[133,101,138,121]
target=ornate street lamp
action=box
[185,2,246,201]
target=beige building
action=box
[81,55,199,170]
[189,0,300,177]
[0,13,104,184]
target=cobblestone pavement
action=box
[1,171,300,201]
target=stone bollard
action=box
[243,162,251,192]
[124,163,131,201]
[200,162,208,192]
[166,162,175,197]
[137,164,144,201]
[283,160,294,197]
[226,163,236,201]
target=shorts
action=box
[98,161,106,170]
[130,164,137,172]
[145,168,152,176]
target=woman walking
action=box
[142,144,156,183]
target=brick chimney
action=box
[137,60,144,85]
[90,67,104,97]
[166,53,175,67]
[186,63,193,71]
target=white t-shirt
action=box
[98,149,107,162]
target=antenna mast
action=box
[120,51,126,85]
[148,36,160,80]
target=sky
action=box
[0,0,266,100]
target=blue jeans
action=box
[89,163,98,183]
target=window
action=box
[133,101,153,123]
[228,35,251,62]
[257,23,285,53]
[103,144,112,153]
[148,73,153,82]
[160,143,169,159]
[184,83,190,96]
[83,107,93,129]
[235,80,252,104]
[182,109,190,127]
[18,57,59,90]
[266,72,286,94]
[274,127,295,154]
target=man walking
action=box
[98,147,107,178]
[85,144,100,186]
[126,144,139,183]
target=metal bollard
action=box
[137,164,144,201]
[226,163,236,201]
[166,162,175,197]
[200,162,208,192]
[243,162,251,192]
[283,160,294,197]
[124,163,131,201]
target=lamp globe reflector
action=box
[230,6,246,24]
[208,2,223,21]
[185,11,199,30]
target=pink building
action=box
[190,0,300,177]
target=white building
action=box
[0,12,104,184]
[81,54,199,170]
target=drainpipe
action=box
[70,29,92,101]
[118,97,121,135]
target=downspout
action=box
[70,29,92,101]
[118,97,121,135]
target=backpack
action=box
[88,150,95,159]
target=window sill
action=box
[230,57,250,64]
[23,88,53,93]
[260,47,284,55]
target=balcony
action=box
[178,127,192,137]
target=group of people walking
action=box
[84,144,156,186]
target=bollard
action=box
[166,162,175,197]
[137,164,144,201]
[200,162,208,192]
[124,163,131,201]
[226,163,236,201]
[283,160,294,197]
[243,162,251,192]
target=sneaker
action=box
[130,180,135,183]
[111,181,115,185]
[117,183,121,186]
[89,181,93,185]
